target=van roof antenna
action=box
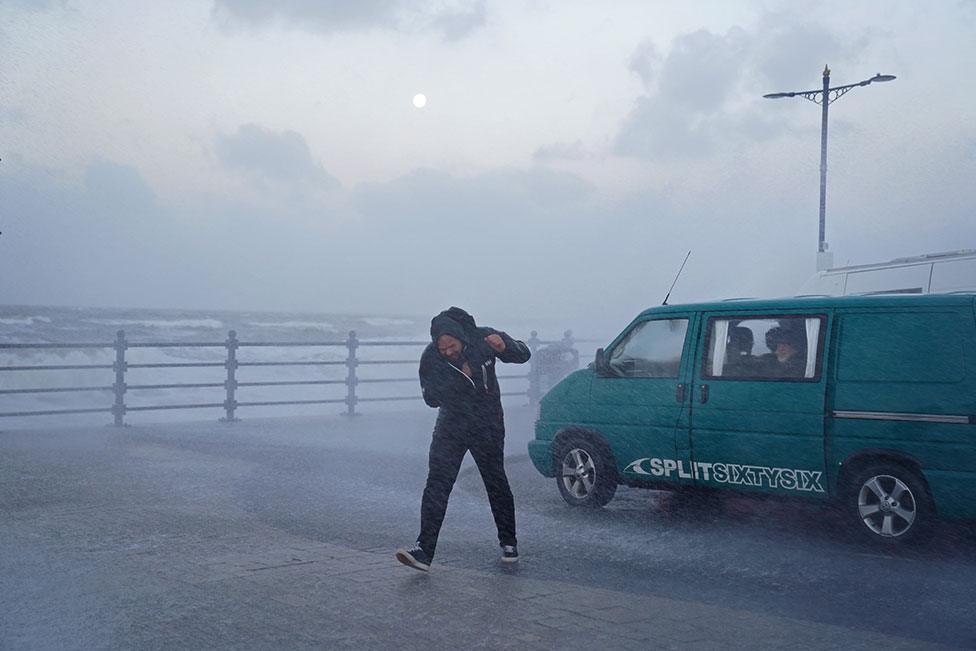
[663,250,691,306]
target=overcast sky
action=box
[1,0,974,332]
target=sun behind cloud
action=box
[412,93,427,109]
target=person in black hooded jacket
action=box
[395,307,531,571]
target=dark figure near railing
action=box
[396,307,531,572]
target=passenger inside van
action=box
[724,325,755,375]
[760,325,806,378]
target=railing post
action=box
[527,330,542,406]
[111,329,127,426]
[221,329,239,422]
[343,330,359,417]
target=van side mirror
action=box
[594,348,612,376]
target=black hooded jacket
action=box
[420,307,531,438]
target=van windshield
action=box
[609,318,688,378]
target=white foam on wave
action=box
[249,321,337,331]
[85,318,224,329]
[362,317,414,327]
[0,316,53,326]
[363,335,427,343]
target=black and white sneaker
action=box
[395,543,431,572]
[501,544,519,563]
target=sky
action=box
[1,0,975,332]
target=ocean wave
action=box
[249,321,337,331]
[0,316,53,326]
[362,317,415,327]
[84,318,224,329]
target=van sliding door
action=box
[688,312,831,498]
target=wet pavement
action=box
[2,407,970,648]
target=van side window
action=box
[609,319,688,378]
[704,316,824,381]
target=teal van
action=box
[528,294,976,543]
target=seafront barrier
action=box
[0,329,582,425]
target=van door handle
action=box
[675,383,685,403]
[699,384,709,404]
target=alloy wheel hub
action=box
[880,496,898,512]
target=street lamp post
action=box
[764,66,896,270]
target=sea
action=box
[0,305,584,429]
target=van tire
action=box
[846,462,933,544]
[554,435,617,507]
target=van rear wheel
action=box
[554,436,617,507]
[847,462,932,544]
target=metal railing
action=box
[0,329,580,425]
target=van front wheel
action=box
[554,436,617,507]
[847,463,932,543]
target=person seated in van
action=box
[724,325,755,376]
[760,326,806,378]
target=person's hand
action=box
[485,334,506,353]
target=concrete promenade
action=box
[1,408,947,649]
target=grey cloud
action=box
[83,160,157,215]
[211,0,487,40]
[0,107,27,125]
[0,159,612,318]
[429,0,486,41]
[615,97,714,158]
[0,160,191,307]
[346,165,603,316]
[628,39,661,89]
[215,123,340,189]
[1,0,67,11]
[0,154,744,323]
[4,144,974,330]
[353,166,595,233]
[615,18,871,160]
[0,157,351,311]
[734,109,797,143]
[345,167,680,327]
[657,29,746,111]
[616,103,792,159]
[963,0,976,22]
[614,28,746,158]
[212,0,401,32]
[753,18,869,90]
[533,140,586,162]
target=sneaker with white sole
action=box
[501,544,519,563]
[395,543,431,572]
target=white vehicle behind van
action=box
[800,249,976,296]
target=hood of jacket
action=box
[429,306,478,344]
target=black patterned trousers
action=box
[417,429,516,559]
